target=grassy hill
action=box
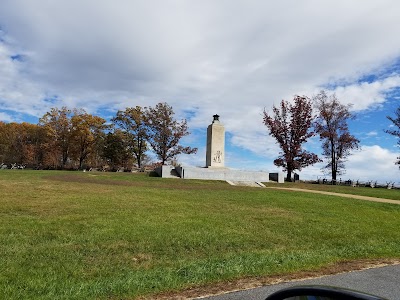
[1,170,399,299]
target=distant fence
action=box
[313,177,397,189]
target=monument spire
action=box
[206,114,225,167]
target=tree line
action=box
[2,91,400,179]
[0,102,197,171]
[264,90,400,183]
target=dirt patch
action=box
[44,174,232,191]
[139,259,400,300]
[44,174,142,186]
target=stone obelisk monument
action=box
[206,114,225,168]
[156,113,276,182]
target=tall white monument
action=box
[156,114,280,183]
[206,114,225,168]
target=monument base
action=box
[154,165,284,183]
[176,166,269,182]
[155,166,284,183]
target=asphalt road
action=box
[199,264,400,300]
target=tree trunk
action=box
[161,148,167,165]
[62,155,67,169]
[331,141,336,185]
[332,170,337,185]
[79,156,84,170]
[286,169,292,182]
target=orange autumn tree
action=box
[39,107,107,169]
[39,107,73,169]
[70,110,108,169]
[0,122,43,166]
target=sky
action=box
[1,0,400,183]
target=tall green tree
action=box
[112,106,148,168]
[385,106,400,167]
[314,91,360,183]
[102,130,132,170]
[145,102,197,165]
[263,95,320,181]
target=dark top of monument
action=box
[213,114,220,121]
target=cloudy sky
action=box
[1,0,400,182]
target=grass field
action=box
[0,170,399,299]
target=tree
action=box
[39,107,73,169]
[314,91,360,183]
[70,109,108,169]
[263,95,320,181]
[0,122,18,164]
[0,122,42,166]
[102,130,129,169]
[112,106,148,168]
[0,122,7,163]
[13,123,43,166]
[385,106,400,167]
[144,102,197,164]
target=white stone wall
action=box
[178,166,269,182]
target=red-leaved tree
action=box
[263,96,320,181]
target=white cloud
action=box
[345,145,399,182]
[0,39,48,118]
[294,145,400,184]
[299,145,399,183]
[0,112,14,122]
[230,131,280,159]
[330,76,400,110]
[1,1,400,110]
[177,149,206,168]
[366,131,379,137]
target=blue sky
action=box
[1,0,400,182]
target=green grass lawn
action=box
[1,170,399,299]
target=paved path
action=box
[200,264,400,300]
[266,187,400,205]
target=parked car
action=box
[265,285,386,300]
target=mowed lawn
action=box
[0,171,399,299]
